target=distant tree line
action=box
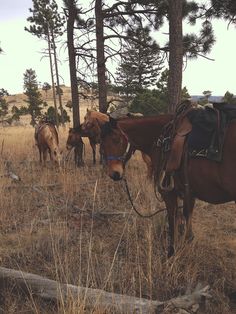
[1,0,236,125]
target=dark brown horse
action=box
[66,126,103,165]
[100,111,236,257]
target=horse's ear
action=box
[109,116,117,128]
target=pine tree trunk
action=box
[47,32,59,128]
[51,32,64,125]
[168,0,183,113]
[95,0,108,113]
[67,0,80,128]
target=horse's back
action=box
[36,123,58,147]
[188,120,236,203]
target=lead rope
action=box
[123,177,166,218]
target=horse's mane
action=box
[85,110,109,123]
[100,121,116,138]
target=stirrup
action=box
[159,170,174,191]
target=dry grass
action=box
[0,126,235,313]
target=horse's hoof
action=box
[186,233,194,243]
[77,162,85,167]
[178,223,185,236]
[167,247,175,258]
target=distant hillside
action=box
[5,86,98,125]
[6,85,95,109]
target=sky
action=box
[1,0,236,96]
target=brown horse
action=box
[100,115,172,180]
[100,109,236,257]
[35,121,61,166]
[153,103,236,257]
[82,110,156,178]
[66,126,102,165]
[82,109,109,141]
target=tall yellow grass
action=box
[0,126,235,313]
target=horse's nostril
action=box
[111,171,122,181]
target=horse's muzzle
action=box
[110,171,122,181]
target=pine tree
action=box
[42,82,51,99]
[115,26,163,98]
[23,69,46,126]
[0,88,9,120]
[129,69,190,115]
[25,0,65,126]
[222,91,236,105]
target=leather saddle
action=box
[164,101,236,174]
[165,115,192,173]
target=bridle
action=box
[103,124,167,217]
[105,127,133,164]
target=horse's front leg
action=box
[38,147,42,163]
[99,144,104,164]
[183,195,195,243]
[91,144,96,164]
[42,149,48,166]
[49,149,52,161]
[163,192,178,258]
[75,144,84,167]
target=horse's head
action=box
[82,110,109,142]
[100,117,133,181]
[66,127,82,150]
[46,124,62,167]
[52,146,62,167]
[82,109,94,130]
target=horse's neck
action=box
[119,116,171,137]
[90,112,108,123]
[48,126,59,145]
[118,115,172,153]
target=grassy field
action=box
[0,126,235,313]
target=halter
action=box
[106,128,132,163]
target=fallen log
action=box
[0,266,210,313]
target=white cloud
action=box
[182,20,236,96]
[0,19,70,95]
[1,2,236,97]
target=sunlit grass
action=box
[0,126,235,313]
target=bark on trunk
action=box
[67,0,80,127]
[51,32,64,125]
[168,0,183,113]
[95,0,108,113]
[48,32,59,128]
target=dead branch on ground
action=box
[0,266,211,313]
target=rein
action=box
[123,177,166,218]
